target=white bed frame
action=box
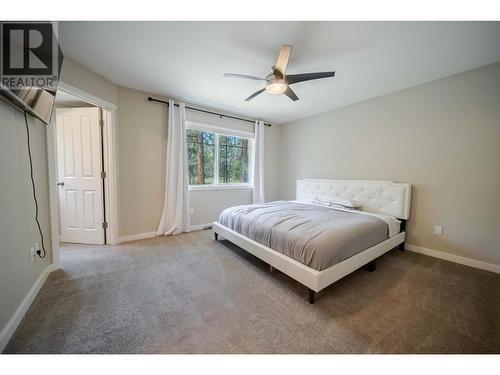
[213,179,412,303]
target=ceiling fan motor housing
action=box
[266,78,288,95]
[224,44,335,101]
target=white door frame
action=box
[47,81,119,269]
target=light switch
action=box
[433,225,443,236]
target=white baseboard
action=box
[0,263,57,352]
[405,244,500,274]
[118,225,213,243]
[189,223,213,232]
[118,231,158,243]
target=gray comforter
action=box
[219,201,389,271]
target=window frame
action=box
[186,121,253,190]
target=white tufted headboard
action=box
[296,179,411,220]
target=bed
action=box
[213,179,411,303]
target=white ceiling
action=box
[59,22,500,124]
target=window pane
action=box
[187,129,215,185]
[219,135,249,184]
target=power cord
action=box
[24,111,47,259]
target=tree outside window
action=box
[187,128,250,186]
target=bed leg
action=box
[308,289,316,304]
[399,221,406,251]
[214,232,218,241]
[365,260,377,272]
[269,265,274,273]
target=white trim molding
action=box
[189,184,252,191]
[0,264,56,352]
[47,113,61,268]
[102,108,119,245]
[118,232,158,243]
[186,121,254,139]
[189,223,213,232]
[49,82,119,258]
[57,82,117,110]
[118,225,213,243]
[405,244,500,274]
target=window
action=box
[187,127,251,187]
[187,129,215,185]
[219,135,249,184]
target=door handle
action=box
[57,181,65,186]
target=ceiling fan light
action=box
[266,79,287,95]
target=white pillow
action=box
[316,195,359,209]
[330,203,358,210]
[310,200,334,208]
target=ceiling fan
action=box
[223,44,335,102]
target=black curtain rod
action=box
[147,97,272,127]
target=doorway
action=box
[55,106,106,244]
[48,84,118,267]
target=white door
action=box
[56,107,105,244]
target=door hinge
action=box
[102,222,108,229]
[101,171,107,179]
[99,119,104,128]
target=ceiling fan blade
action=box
[244,88,266,102]
[224,73,266,81]
[274,45,292,76]
[283,86,299,101]
[287,71,335,85]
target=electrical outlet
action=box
[433,225,443,236]
[189,207,194,215]
[30,247,37,262]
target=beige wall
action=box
[57,56,281,238]
[0,99,52,339]
[189,189,252,227]
[2,55,498,343]
[116,87,167,236]
[0,56,115,345]
[279,63,500,265]
[60,57,118,106]
[116,86,282,236]
[59,57,500,267]
[263,121,281,203]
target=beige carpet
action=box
[4,230,500,353]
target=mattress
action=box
[218,201,400,271]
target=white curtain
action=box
[157,100,190,235]
[252,120,265,204]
